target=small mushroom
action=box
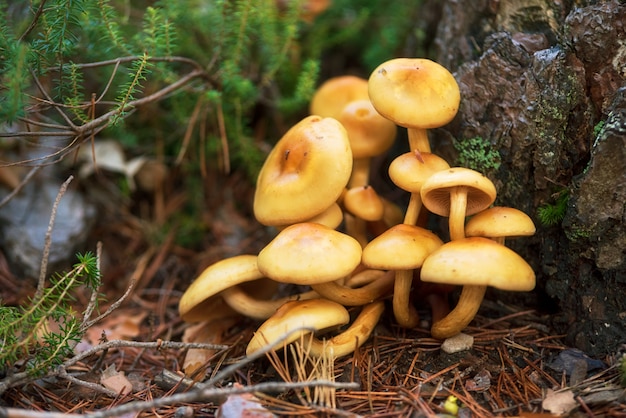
[420,237,536,339]
[246,298,350,355]
[420,167,497,241]
[362,224,443,327]
[465,206,536,245]
[368,58,460,153]
[254,115,352,226]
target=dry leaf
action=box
[101,364,132,396]
[182,317,238,379]
[84,310,148,346]
[542,388,577,415]
[217,383,276,418]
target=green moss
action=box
[454,136,502,173]
[537,189,569,227]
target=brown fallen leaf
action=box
[541,388,577,415]
[101,364,132,396]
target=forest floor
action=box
[1,171,624,418]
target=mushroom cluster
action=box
[179,57,536,361]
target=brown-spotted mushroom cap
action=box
[257,222,362,285]
[254,115,352,226]
[388,151,450,225]
[421,237,535,339]
[368,58,460,152]
[179,254,264,322]
[465,206,536,244]
[362,223,444,328]
[310,75,369,118]
[246,298,350,355]
[420,167,497,241]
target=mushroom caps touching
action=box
[310,75,369,118]
[420,237,536,291]
[362,224,444,270]
[257,222,362,285]
[465,206,536,240]
[246,298,350,355]
[336,99,397,159]
[343,185,385,222]
[300,202,344,230]
[388,151,450,193]
[420,167,497,218]
[254,115,353,226]
[179,254,264,322]
[368,58,461,129]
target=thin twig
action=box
[35,175,74,301]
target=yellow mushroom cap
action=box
[254,115,353,226]
[257,222,362,285]
[465,206,536,239]
[310,75,369,118]
[343,185,385,221]
[388,151,450,193]
[420,167,497,217]
[336,99,397,159]
[421,237,536,291]
[368,58,461,129]
[362,224,444,270]
[246,298,350,355]
[178,254,263,322]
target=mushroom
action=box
[257,222,391,306]
[178,254,316,321]
[246,298,350,355]
[362,224,443,327]
[368,58,460,153]
[420,237,536,339]
[307,301,385,358]
[388,151,450,225]
[254,115,352,226]
[465,206,536,245]
[310,269,394,306]
[336,99,397,189]
[420,167,497,241]
[310,75,369,119]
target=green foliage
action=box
[0,253,101,377]
[454,136,502,173]
[537,189,569,227]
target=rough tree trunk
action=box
[427,0,625,357]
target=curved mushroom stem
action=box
[221,287,319,320]
[407,128,431,153]
[430,284,486,339]
[311,270,394,306]
[308,301,385,358]
[449,186,468,241]
[393,269,421,328]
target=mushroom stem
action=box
[349,158,371,189]
[430,284,486,339]
[308,301,385,358]
[311,270,394,306]
[403,192,423,226]
[407,128,431,153]
[221,286,320,320]
[449,186,468,241]
[393,269,421,328]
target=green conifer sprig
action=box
[0,252,101,377]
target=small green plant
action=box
[454,136,502,173]
[0,252,101,377]
[537,189,569,227]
